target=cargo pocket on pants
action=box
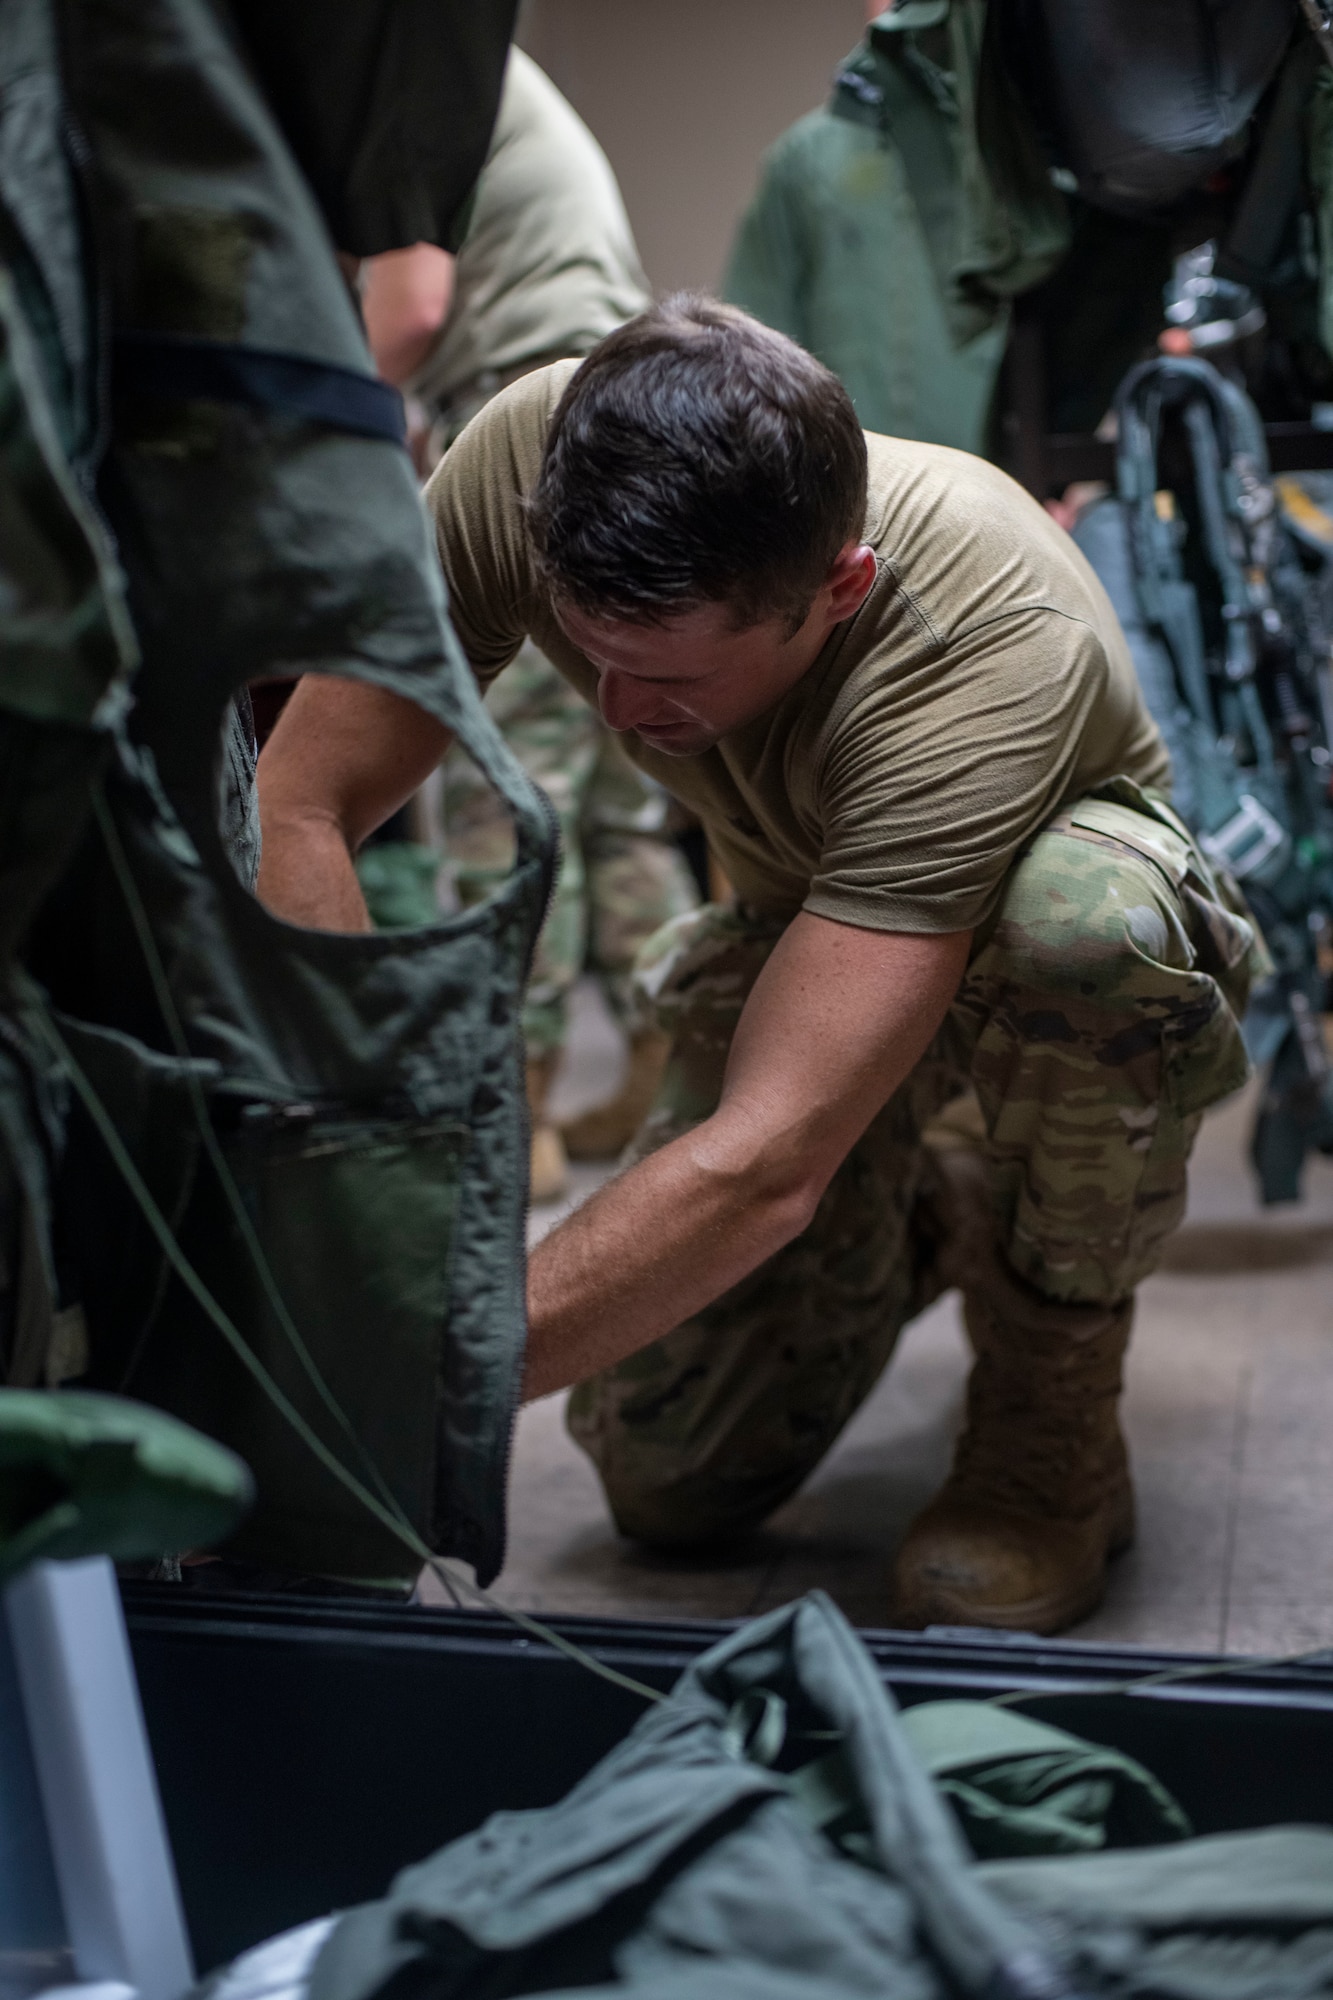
[1061,795,1252,1119]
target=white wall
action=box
[518,1,866,295]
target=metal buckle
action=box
[1199,792,1291,882]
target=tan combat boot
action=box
[526,1052,569,1205]
[559,1028,671,1161]
[891,1270,1136,1636]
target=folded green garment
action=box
[981,1825,1333,2000]
[293,1595,1333,2000]
[900,1698,1192,1857]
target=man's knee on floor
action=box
[567,1369,818,1549]
[571,1420,778,1548]
[598,1467,769,1549]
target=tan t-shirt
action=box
[408,50,650,411]
[427,361,1169,935]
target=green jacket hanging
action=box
[0,0,552,1586]
[723,2,1068,450]
[725,3,1333,453]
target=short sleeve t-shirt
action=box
[425,361,1169,935]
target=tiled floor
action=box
[424,982,1333,1655]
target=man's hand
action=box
[255,676,451,930]
[524,912,972,1399]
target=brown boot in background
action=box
[891,1273,1136,1635]
[560,1028,671,1161]
[526,1052,569,1205]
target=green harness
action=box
[1074,357,1333,1203]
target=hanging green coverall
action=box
[724,3,1333,454]
[0,0,555,1588]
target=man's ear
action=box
[825,544,878,621]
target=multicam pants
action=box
[567,781,1265,1545]
[444,641,699,1056]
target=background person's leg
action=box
[892,795,1258,1632]
[567,904,968,1545]
[444,643,601,1199]
[560,729,700,1160]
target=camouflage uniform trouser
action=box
[568,782,1263,1546]
[444,641,699,1056]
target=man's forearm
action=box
[521,913,974,1402]
[523,1108,816,1400]
[253,676,452,930]
[255,806,373,931]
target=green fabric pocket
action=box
[133,1113,470,1581]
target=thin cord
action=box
[982,1642,1333,1710]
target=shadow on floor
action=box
[1156,1218,1333,1274]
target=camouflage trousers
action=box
[444,641,699,1055]
[568,782,1263,1545]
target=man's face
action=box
[552,600,813,756]
[553,545,877,758]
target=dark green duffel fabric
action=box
[305,1593,1333,2000]
[0,0,553,1584]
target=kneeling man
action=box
[257,299,1259,1633]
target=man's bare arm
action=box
[255,677,451,929]
[362,245,457,387]
[524,912,972,1399]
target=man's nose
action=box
[598,670,648,733]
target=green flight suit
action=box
[723,2,1066,451]
[0,0,553,1588]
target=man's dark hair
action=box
[526,296,868,632]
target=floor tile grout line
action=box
[1217,1356,1253,1655]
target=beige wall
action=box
[518,1,866,296]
